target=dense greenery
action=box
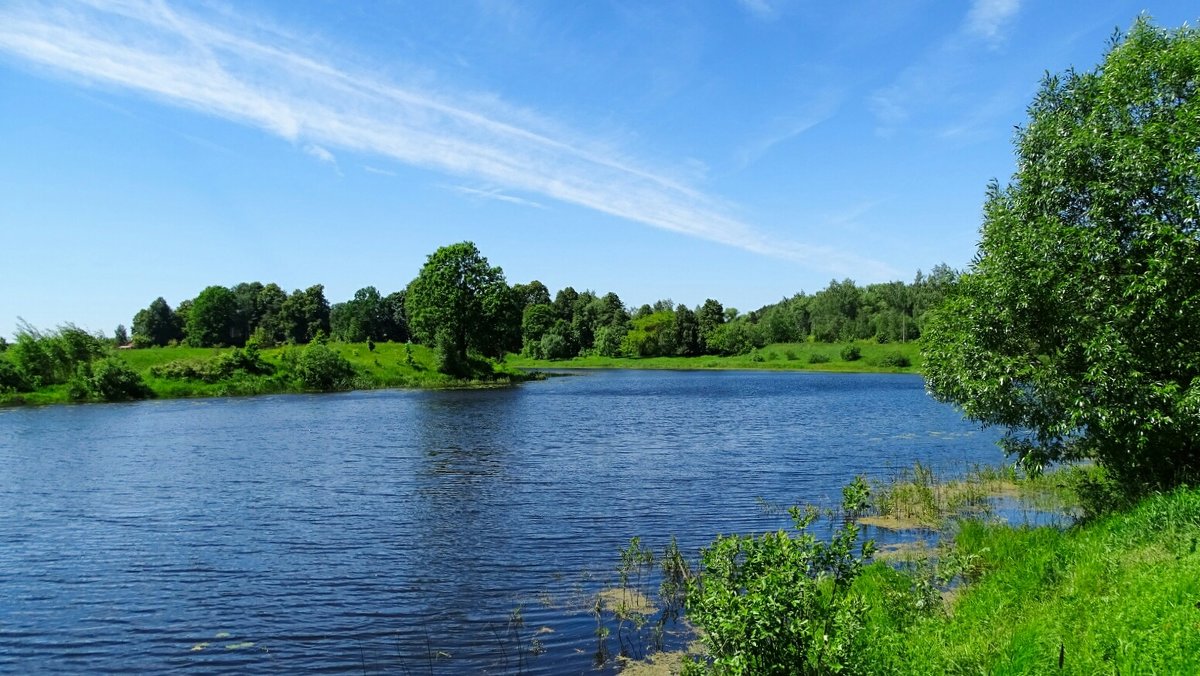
[684,490,876,675]
[405,242,520,374]
[71,240,950,383]
[923,18,1200,490]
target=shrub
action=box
[150,346,273,383]
[539,332,573,360]
[875,350,911,368]
[808,352,831,364]
[294,342,354,391]
[840,345,862,362]
[86,357,152,401]
[685,493,876,674]
[0,359,30,392]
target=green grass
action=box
[508,340,921,374]
[856,485,1200,674]
[0,341,534,406]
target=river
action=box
[0,369,1002,673]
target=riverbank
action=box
[509,340,921,374]
[856,481,1200,673]
[621,466,1200,674]
[0,341,535,406]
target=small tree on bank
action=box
[922,18,1200,490]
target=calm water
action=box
[0,370,1002,673]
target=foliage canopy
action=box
[405,241,519,371]
[923,18,1200,488]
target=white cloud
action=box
[736,88,843,167]
[737,0,775,19]
[0,0,889,273]
[362,165,397,177]
[304,143,336,164]
[869,0,1023,136]
[965,0,1021,43]
[449,185,547,210]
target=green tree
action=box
[278,285,331,344]
[552,286,579,321]
[330,286,386,343]
[132,297,181,347]
[512,280,552,309]
[186,286,238,347]
[809,279,862,342]
[521,303,556,354]
[923,18,1200,489]
[253,282,289,345]
[380,290,410,343]
[696,298,726,353]
[405,242,519,368]
[621,310,675,357]
[673,304,701,356]
[229,281,265,346]
[174,299,193,343]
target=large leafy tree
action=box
[186,286,237,347]
[923,19,1200,488]
[278,285,331,344]
[131,297,181,347]
[405,242,519,368]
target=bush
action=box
[840,345,862,361]
[87,357,152,401]
[685,492,876,674]
[67,358,152,401]
[150,346,273,383]
[0,359,30,392]
[539,332,573,360]
[294,342,354,391]
[807,352,831,364]
[875,350,911,368]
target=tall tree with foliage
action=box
[405,242,519,370]
[279,285,331,344]
[131,297,181,347]
[923,18,1200,489]
[186,286,238,347]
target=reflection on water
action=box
[0,370,1004,673]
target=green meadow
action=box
[508,340,921,374]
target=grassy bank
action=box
[608,466,1199,674]
[0,341,533,406]
[856,484,1200,674]
[509,340,921,374]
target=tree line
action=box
[121,243,957,374]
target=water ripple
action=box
[0,370,1001,673]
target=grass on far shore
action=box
[508,340,921,374]
[0,340,533,406]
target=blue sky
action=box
[1,0,1196,338]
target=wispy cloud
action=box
[736,0,776,19]
[0,0,888,273]
[868,0,1023,137]
[448,185,547,210]
[362,165,397,177]
[303,143,336,164]
[965,0,1021,43]
[735,88,843,168]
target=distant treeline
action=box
[120,245,958,361]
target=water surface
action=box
[0,370,1002,673]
